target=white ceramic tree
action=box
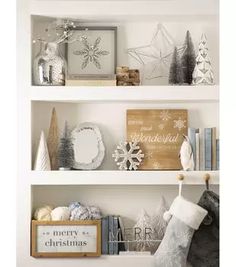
[133,209,153,251]
[151,196,169,251]
[192,34,214,85]
[34,131,51,171]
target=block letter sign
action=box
[127,109,188,170]
[31,220,101,257]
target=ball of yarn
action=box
[68,202,81,212]
[87,206,102,219]
[51,207,70,221]
[70,205,90,220]
[34,205,53,221]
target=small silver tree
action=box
[169,47,184,85]
[181,31,196,84]
[58,121,74,170]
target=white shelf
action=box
[30,0,219,20]
[30,170,219,185]
[27,255,155,267]
[30,85,219,103]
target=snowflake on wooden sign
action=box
[158,123,165,130]
[173,117,186,131]
[112,141,144,170]
[160,110,171,121]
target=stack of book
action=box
[188,127,219,171]
[65,74,117,86]
[101,215,126,255]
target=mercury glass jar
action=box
[33,42,66,86]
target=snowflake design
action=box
[158,123,165,130]
[173,117,186,131]
[112,141,144,170]
[73,37,109,69]
[160,110,171,121]
[153,161,161,169]
[146,151,153,159]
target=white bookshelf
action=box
[30,0,218,18]
[30,85,219,102]
[17,0,219,267]
[30,170,219,185]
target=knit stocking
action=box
[154,196,207,267]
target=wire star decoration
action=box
[127,23,184,82]
[73,36,109,69]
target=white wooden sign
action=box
[31,220,101,257]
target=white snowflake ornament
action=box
[112,141,144,170]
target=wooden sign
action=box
[31,220,101,258]
[127,109,188,170]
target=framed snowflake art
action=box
[66,26,117,77]
[127,109,188,170]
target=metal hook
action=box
[203,173,210,190]
[177,174,184,196]
[177,174,184,181]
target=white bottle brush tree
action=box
[192,34,214,85]
[58,121,74,170]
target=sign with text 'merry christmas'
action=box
[31,220,101,257]
[127,109,188,170]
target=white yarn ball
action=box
[34,205,53,221]
[163,211,172,222]
[51,207,70,221]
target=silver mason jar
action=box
[33,42,66,86]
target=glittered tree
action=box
[181,31,196,84]
[169,47,184,85]
[58,121,74,170]
[192,34,214,85]
[47,107,59,170]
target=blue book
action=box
[113,216,119,255]
[216,139,220,170]
[101,216,109,254]
[108,215,114,255]
[188,128,197,170]
[204,128,212,170]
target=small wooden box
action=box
[31,220,101,258]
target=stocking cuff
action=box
[167,196,207,230]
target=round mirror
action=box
[72,123,105,170]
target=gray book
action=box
[204,128,212,170]
[113,216,119,255]
[108,215,114,255]
[101,216,109,254]
[216,139,220,170]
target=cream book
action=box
[66,74,117,86]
